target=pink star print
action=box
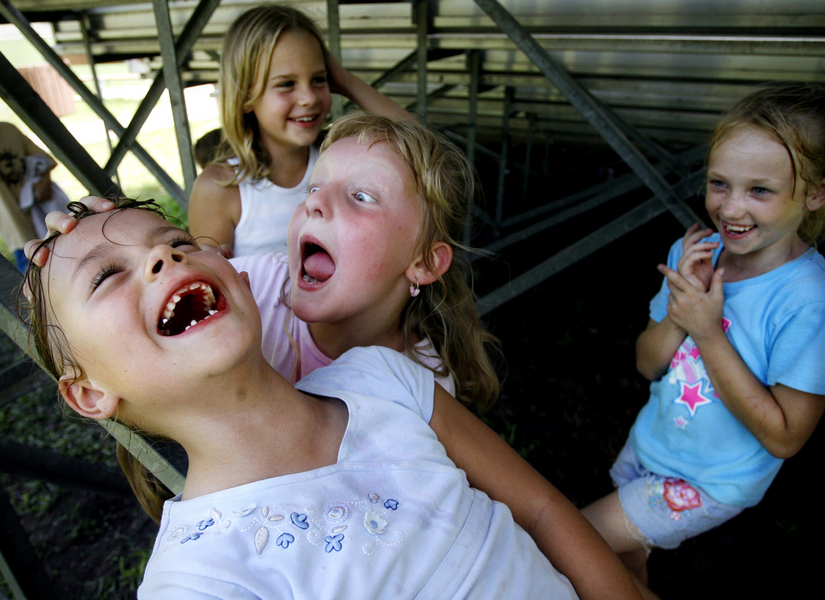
[674,416,688,429]
[675,382,713,416]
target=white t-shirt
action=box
[139,347,575,600]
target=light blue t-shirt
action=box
[630,234,825,507]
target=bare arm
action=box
[636,226,720,381]
[664,266,825,458]
[635,317,686,381]
[326,53,414,122]
[429,385,642,600]
[187,165,241,257]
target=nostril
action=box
[172,254,183,263]
[152,260,163,274]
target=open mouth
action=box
[301,242,335,285]
[158,281,220,336]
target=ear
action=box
[59,375,121,421]
[405,242,453,286]
[805,176,825,212]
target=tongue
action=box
[303,251,335,282]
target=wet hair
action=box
[707,81,825,246]
[216,3,328,184]
[20,198,176,522]
[320,114,502,410]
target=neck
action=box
[720,236,809,282]
[263,142,310,188]
[309,316,409,360]
[161,354,347,500]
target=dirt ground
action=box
[3,200,822,598]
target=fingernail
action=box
[100,200,115,209]
[60,218,73,230]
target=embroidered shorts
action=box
[609,442,744,550]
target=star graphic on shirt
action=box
[674,416,688,429]
[674,381,713,416]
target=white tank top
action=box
[231,145,319,257]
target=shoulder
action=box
[189,166,241,214]
[297,347,435,418]
[230,252,290,301]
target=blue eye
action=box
[309,186,320,194]
[708,179,727,189]
[355,191,377,203]
[751,186,771,196]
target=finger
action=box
[709,268,726,298]
[24,242,50,267]
[78,196,116,212]
[44,211,77,235]
[658,264,692,292]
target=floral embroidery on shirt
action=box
[324,533,344,553]
[168,491,404,557]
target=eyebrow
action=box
[69,224,185,285]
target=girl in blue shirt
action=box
[583,82,825,599]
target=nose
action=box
[296,83,318,107]
[718,190,745,219]
[143,244,187,281]
[303,186,332,219]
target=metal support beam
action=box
[522,112,536,202]
[0,53,116,197]
[79,11,119,188]
[466,50,481,167]
[105,0,221,203]
[495,86,514,224]
[473,0,703,228]
[476,168,704,316]
[327,0,343,120]
[153,0,197,195]
[0,0,184,205]
[415,0,428,119]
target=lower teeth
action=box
[303,274,318,284]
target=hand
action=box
[677,223,718,291]
[325,51,352,98]
[659,263,725,343]
[32,172,53,203]
[24,196,116,266]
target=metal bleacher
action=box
[1,1,824,596]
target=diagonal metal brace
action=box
[0,0,184,205]
[473,0,703,228]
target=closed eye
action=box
[355,191,377,203]
[169,234,199,251]
[91,263,122,292]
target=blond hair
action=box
[322,114,502,410]
[216,3,327,184]
[707,82,825,246]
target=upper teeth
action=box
[293,116,314,122]
[162,282,216,325]
[727,224,753,233]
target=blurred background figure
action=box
[1,121,67,272]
